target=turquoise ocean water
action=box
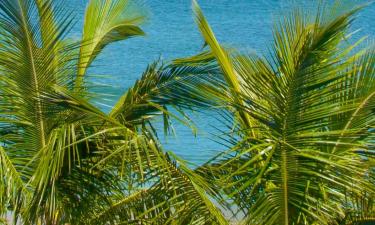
[67,0,375,165]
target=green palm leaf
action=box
[76,0,146,89]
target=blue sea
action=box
[67,0,375,165]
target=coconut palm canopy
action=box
[0,0,374,225]
[0,0,225,224]
[192,0,375,224]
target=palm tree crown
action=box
[0,0,226,224]
[192,0,375,224]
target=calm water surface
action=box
[66,0,375,165]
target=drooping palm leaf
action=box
[76,0,146,89]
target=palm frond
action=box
[192,0,254,133]
[76,0,146,88]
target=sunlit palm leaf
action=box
[76,0,146,88]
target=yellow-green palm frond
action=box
[76,0,146,89]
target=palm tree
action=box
[0,0,226,224]
[191,0,375,224]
